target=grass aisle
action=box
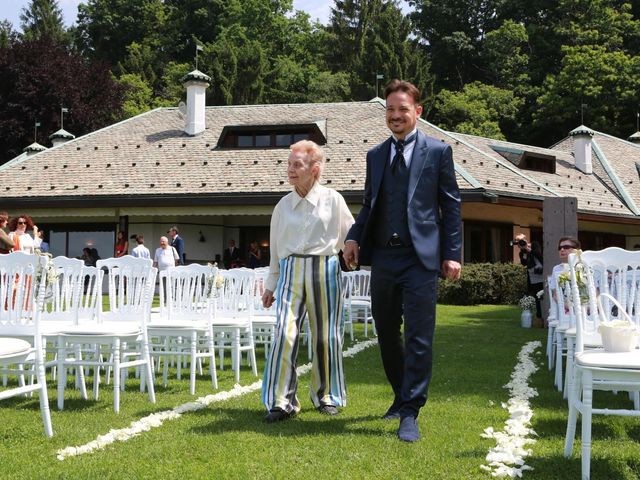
[4,305,640,479]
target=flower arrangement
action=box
[557,250,589,305]
[518,295,536,312]
[206,263,224,298]
[35,250,58,301]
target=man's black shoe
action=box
[264,409,293,423]
[317,405,339,416]
[397,416,421,442]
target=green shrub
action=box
[438,263,527,305]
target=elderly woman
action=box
[0,212,15,254]
[261,140,354,423]
[8,214,41,254]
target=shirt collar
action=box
[392,128,418,144]
[292,181,322,208]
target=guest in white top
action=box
[153,236,179,271]
[131,234,151,260]
[262,140,354,423]
[8,214,41,254]
[549,236,581,299]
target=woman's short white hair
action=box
[290,140,325,179]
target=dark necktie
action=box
[391,132,416,172]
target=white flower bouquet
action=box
[518,295,536,312]
[206,263,224,298]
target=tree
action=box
[0,36,125,162]
[327,0,429,99]
[20,0,69,44]
[432,81,524,140]
[411,0,502,89]
[533,45,640,144]
[75,0,167,66]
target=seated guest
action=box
[0,212,15,254]
[8,214,41,254]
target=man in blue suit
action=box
[343,79,462,442]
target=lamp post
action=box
[375,74,384,98]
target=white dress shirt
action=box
[389,128,418,168]
[266,182,354,291]
[132,244,151,259]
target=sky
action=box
[0,0,337,30]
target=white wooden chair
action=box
[564,247,640,479]
[0,251,53,437]
[342,270,374,339]
[250,268,277,358]
[148,264,218,395]
[212,268,258,383]
[56,256,157,413]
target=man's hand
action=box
[442,260,461,281]
[262,289,275,309]
[342,241,359,270]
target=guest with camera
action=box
[514,234,544,322]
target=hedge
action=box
[438,263,528,305]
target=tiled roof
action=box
[451,132,632,216]
[0,99,638,219]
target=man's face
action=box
[385,90,422,139]
[160,237,168,248]
[169,229,176,239]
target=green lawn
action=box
[2,305,640,479]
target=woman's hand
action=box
[262,289,275,308]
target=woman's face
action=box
[16,218,27,232]
[0,219,6,228]
[287,150,316,188]
[558,241,577,261]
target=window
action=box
[490,145,556,174]
[48,226,115,259]
[463,222,514,263]
[218,123,325,149]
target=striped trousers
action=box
[262,254,346,413]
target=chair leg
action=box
[581,370,593,480]
[547,325,555,370]
[207,334,218,390]
[233,329,241,383]
[190,331,197,395]
[75,345,88,400]
[564,339,575,400]
[143,338,155,404]
[564,366,582,457]
[113,339,121,414]
[555,331,564,391]
[56,342,67,411]
[34,349,53,437]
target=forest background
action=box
[1,0,640,163]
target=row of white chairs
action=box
[545,247,640,479]
[0,254,376,438]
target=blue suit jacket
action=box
[346,130,462,271]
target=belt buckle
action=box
[388,234,403,247]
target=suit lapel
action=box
[408,132,429,203]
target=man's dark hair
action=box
[383,79,421,104]
[558,236,581,249]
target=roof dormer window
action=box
[490,145,556,174]
[217,121,327,149]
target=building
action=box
[2,71,640,264]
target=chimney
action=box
[23,142,47,157]
[49,128,75,147]
[569,125,595,174]
[627,131,640,144]
[181,69,211,136]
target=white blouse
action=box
[9,232,41,254]
[266,182,354,291]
